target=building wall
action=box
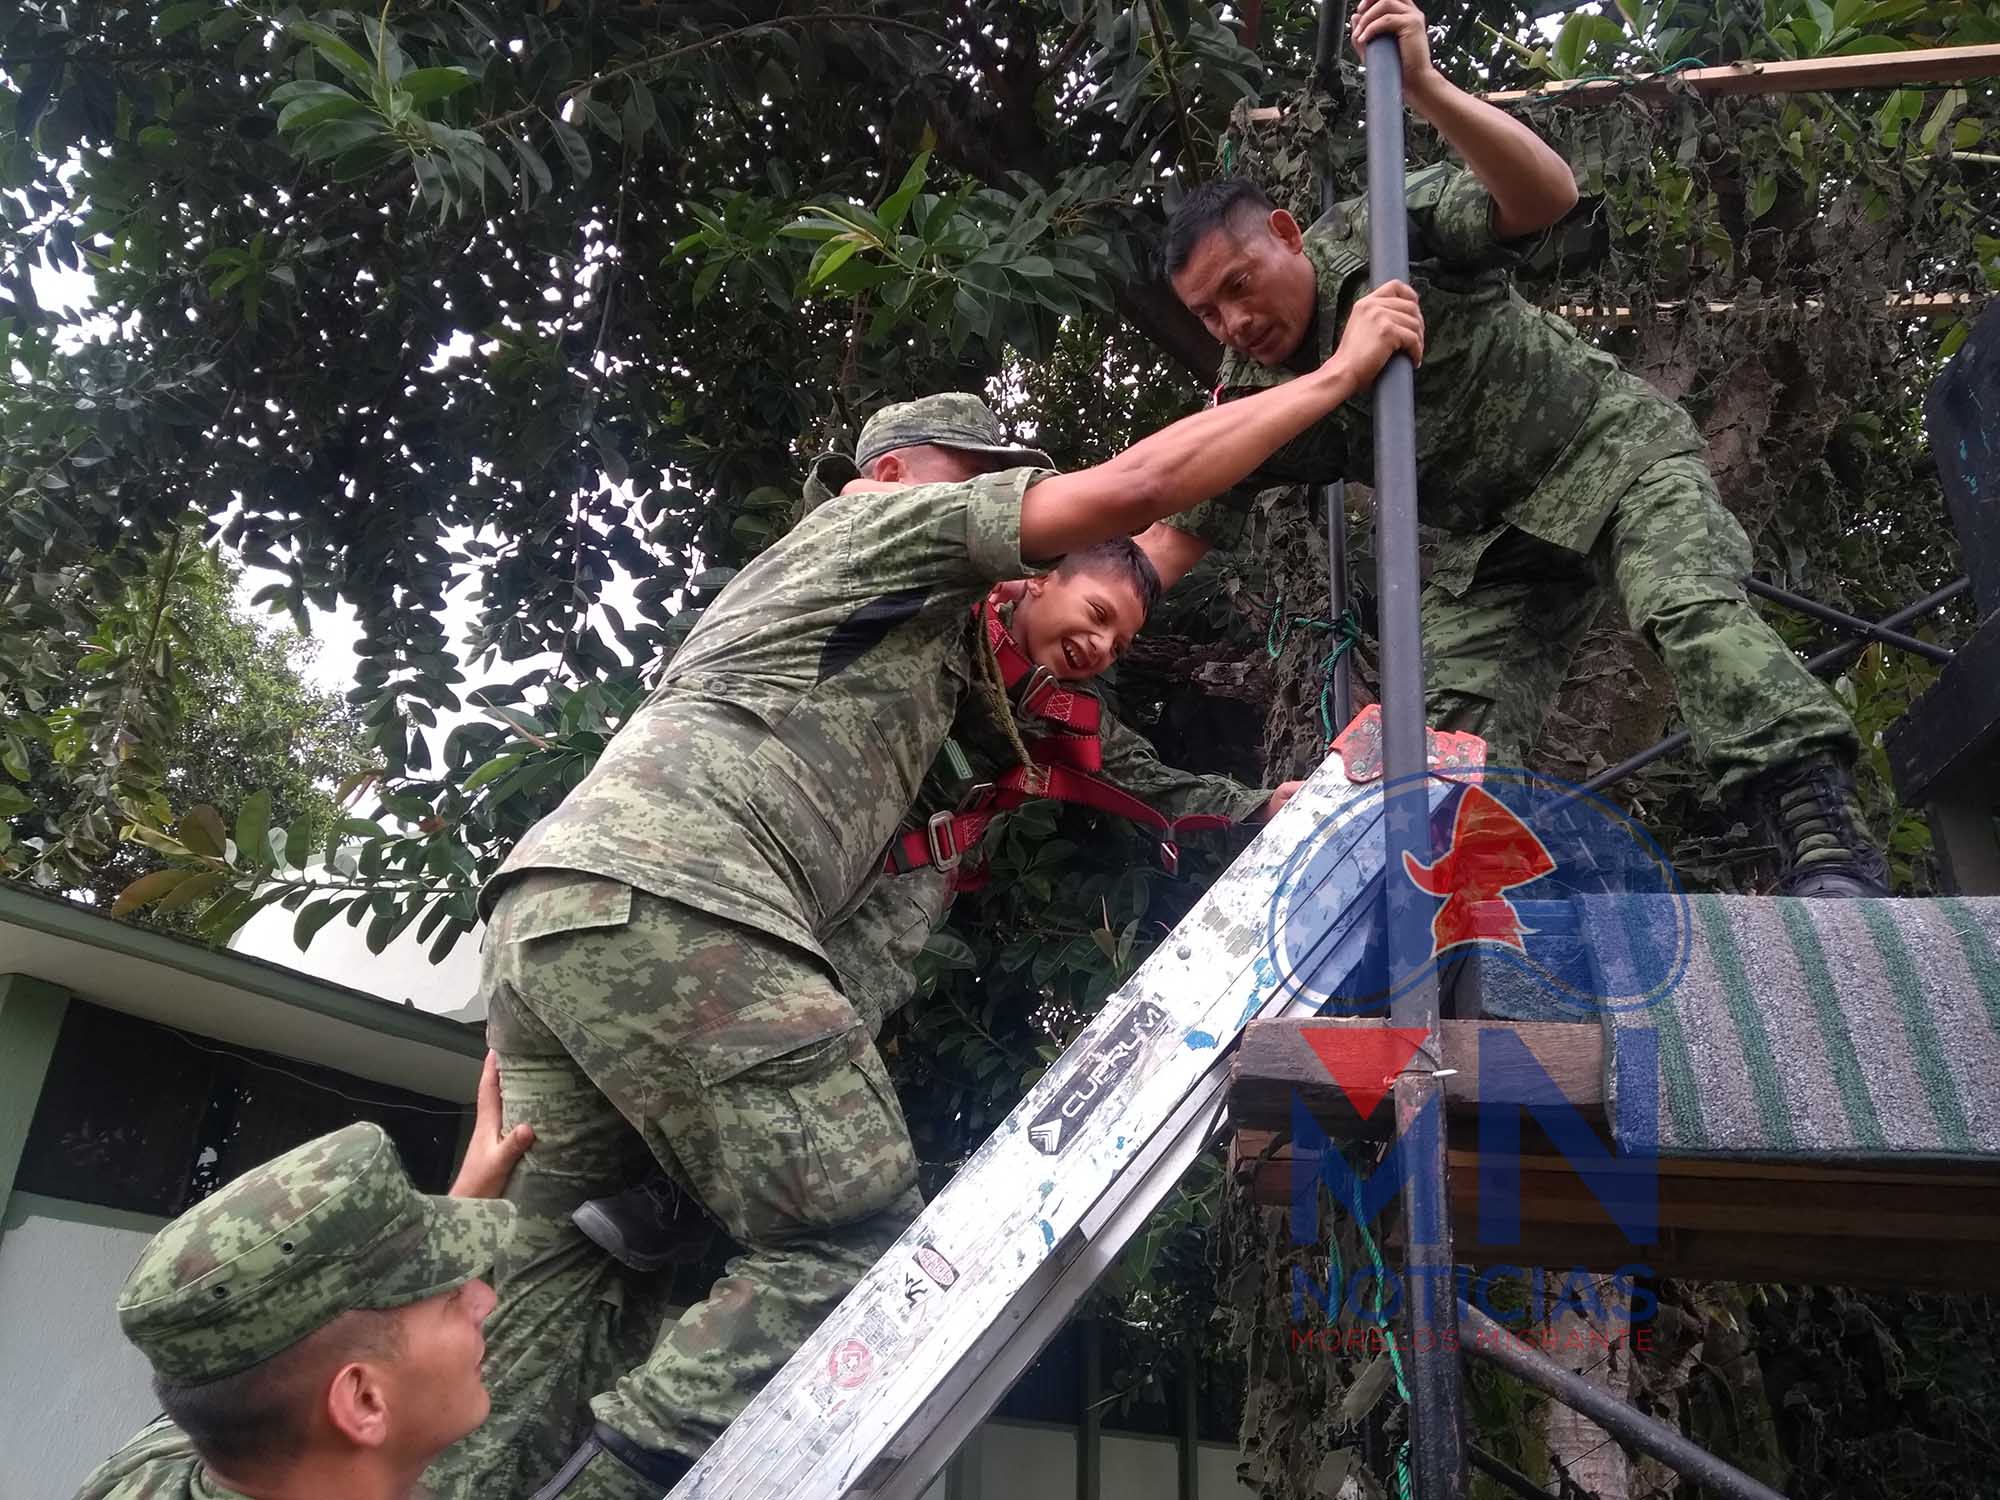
[966,1420,1258,1500]
[0,1195,164,1500]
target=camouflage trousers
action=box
[431,872,922,1500]
[1422,453,1857,794]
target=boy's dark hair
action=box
[154,1308,403,1474]
[1057,536,1163,622]
[1158,178,1280,279]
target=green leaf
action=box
[878,152,931,235]
[159,2,208,38]
[400,67,474,107]
[429,917,472,963]
[294,897,351,950]
[807,238,861,289]
[1938,318,1970,362]
[278,91,368,134]
[1747,173,1778,220]
[511,133,553,199]
[464,751,526,791]
[1920,88,1966,150]
[0,783,32,816]
[921,931,979,970]
[549,118,592,179]
[181,804,228,858]
[290,21,379,94]
[0,733,27,781]
[156,871,227,913]
[235,790,274,868]
[113,868,191,917]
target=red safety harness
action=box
[884,602,1235,885]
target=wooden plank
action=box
[1548,292,1978,326]
[1886,607,2000,805]
[1229,1019,1602,1133]
[1482,44,2000,106]
[1230,1133,2000,1293]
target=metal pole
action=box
[1459,1304,1791,1500]
[1743,577,1955,664]
[1365,23,1466,1500]
[1468,1447,1569,1500]
[1314,0,1354,731]
[1579,577,1971,795]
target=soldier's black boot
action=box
[1748,752,1890,898]
[572,1171,714,1272]
[532,1423,695,1500]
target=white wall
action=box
[0,1197,164,1500]
[228,889,486,1024]
[971,1421,1260,1500]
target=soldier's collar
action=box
[802,451,860,513]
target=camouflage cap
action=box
[118,1122,512,1385]
[853,393,1052,472]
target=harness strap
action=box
[884,764,1235,883]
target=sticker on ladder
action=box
[1024,997,1171,1156]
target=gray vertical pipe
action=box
[1313,0,1353,731]
[1178,1343,1201,1500]
[1078,1320,1102,1500]
[1365,28,1467,1500]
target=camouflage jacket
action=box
[824,690,1273,1033]
[73,1419,244,1500]
[485,470,1055,964]
[1174,163,1704,595]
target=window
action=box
[16,1000,466,1218]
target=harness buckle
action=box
[958,780,996,812]
[1159,841,1181,878]
[1016,664,1060,718]
[926,810,962,872]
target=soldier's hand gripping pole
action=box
[1365,14,1470,1499]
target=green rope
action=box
[1263,595,1363,742]
[1320,1141,1415,1500]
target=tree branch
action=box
[479,13,951,135]
[1143,0,1205,183]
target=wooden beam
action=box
[1229,1132,2000,1293]
[1550,292,1979,326]
[1483,44,2000,106]
[1241,44,2000,124]
[1228,1019,1603,1133]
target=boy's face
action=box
[1013,567,1146,682]
[1169,210,1319,367]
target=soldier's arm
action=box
[1095,710,1301,824]
[1355,0,1577,240]
[1018,284,1422,561]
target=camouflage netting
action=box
[1209,71,1998,1499]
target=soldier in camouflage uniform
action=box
[74,1121,513,1500]
[570,583,1292,1270]
[449,365,1411,1500]
[1148,0,1887,898]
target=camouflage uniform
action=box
[446,402,1277,1499]
[74,1123,511,1500]
[443,408,1062,1500]
[1173,164,1857,791]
